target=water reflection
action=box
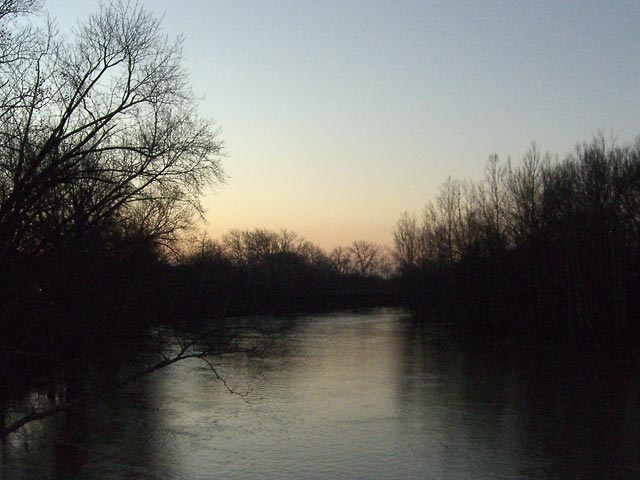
[1,308,638,479]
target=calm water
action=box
[1,308,639,479]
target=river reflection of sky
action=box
[2,309,638,479]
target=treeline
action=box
[173,229,394,318]
[393,137,640,354]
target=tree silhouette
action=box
[0,1,224,262]
[349,240,381,277]
[0,1,227,387]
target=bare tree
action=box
[393,211,421,270]
[0,0,40,19]
[0,1,225,259]
[0,0,43,126]
[0,1,229,436]
[0,328,263,439]
[424,177,465,266]
[349,240,381,277]
[507,143,549,244]
[329,245,353,275]
[480,153,510,248]
[298,240,329,267]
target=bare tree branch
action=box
[1,342,249,439]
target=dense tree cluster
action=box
[393,137,640,353]
[175,230,393,317]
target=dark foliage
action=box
[393,137,640,358]
[175,229,396,318]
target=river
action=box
[1,308,638,479]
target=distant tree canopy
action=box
[329,240,391,278]
[175,229,394,317]
[393,136,640,353]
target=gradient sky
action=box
[46,0,640,249]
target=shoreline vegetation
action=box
[393,137,640,362]
[1,1,638,438]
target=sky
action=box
[45,0,640,249]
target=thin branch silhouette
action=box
[1,341,250,439]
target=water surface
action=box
[1,308,638,478]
